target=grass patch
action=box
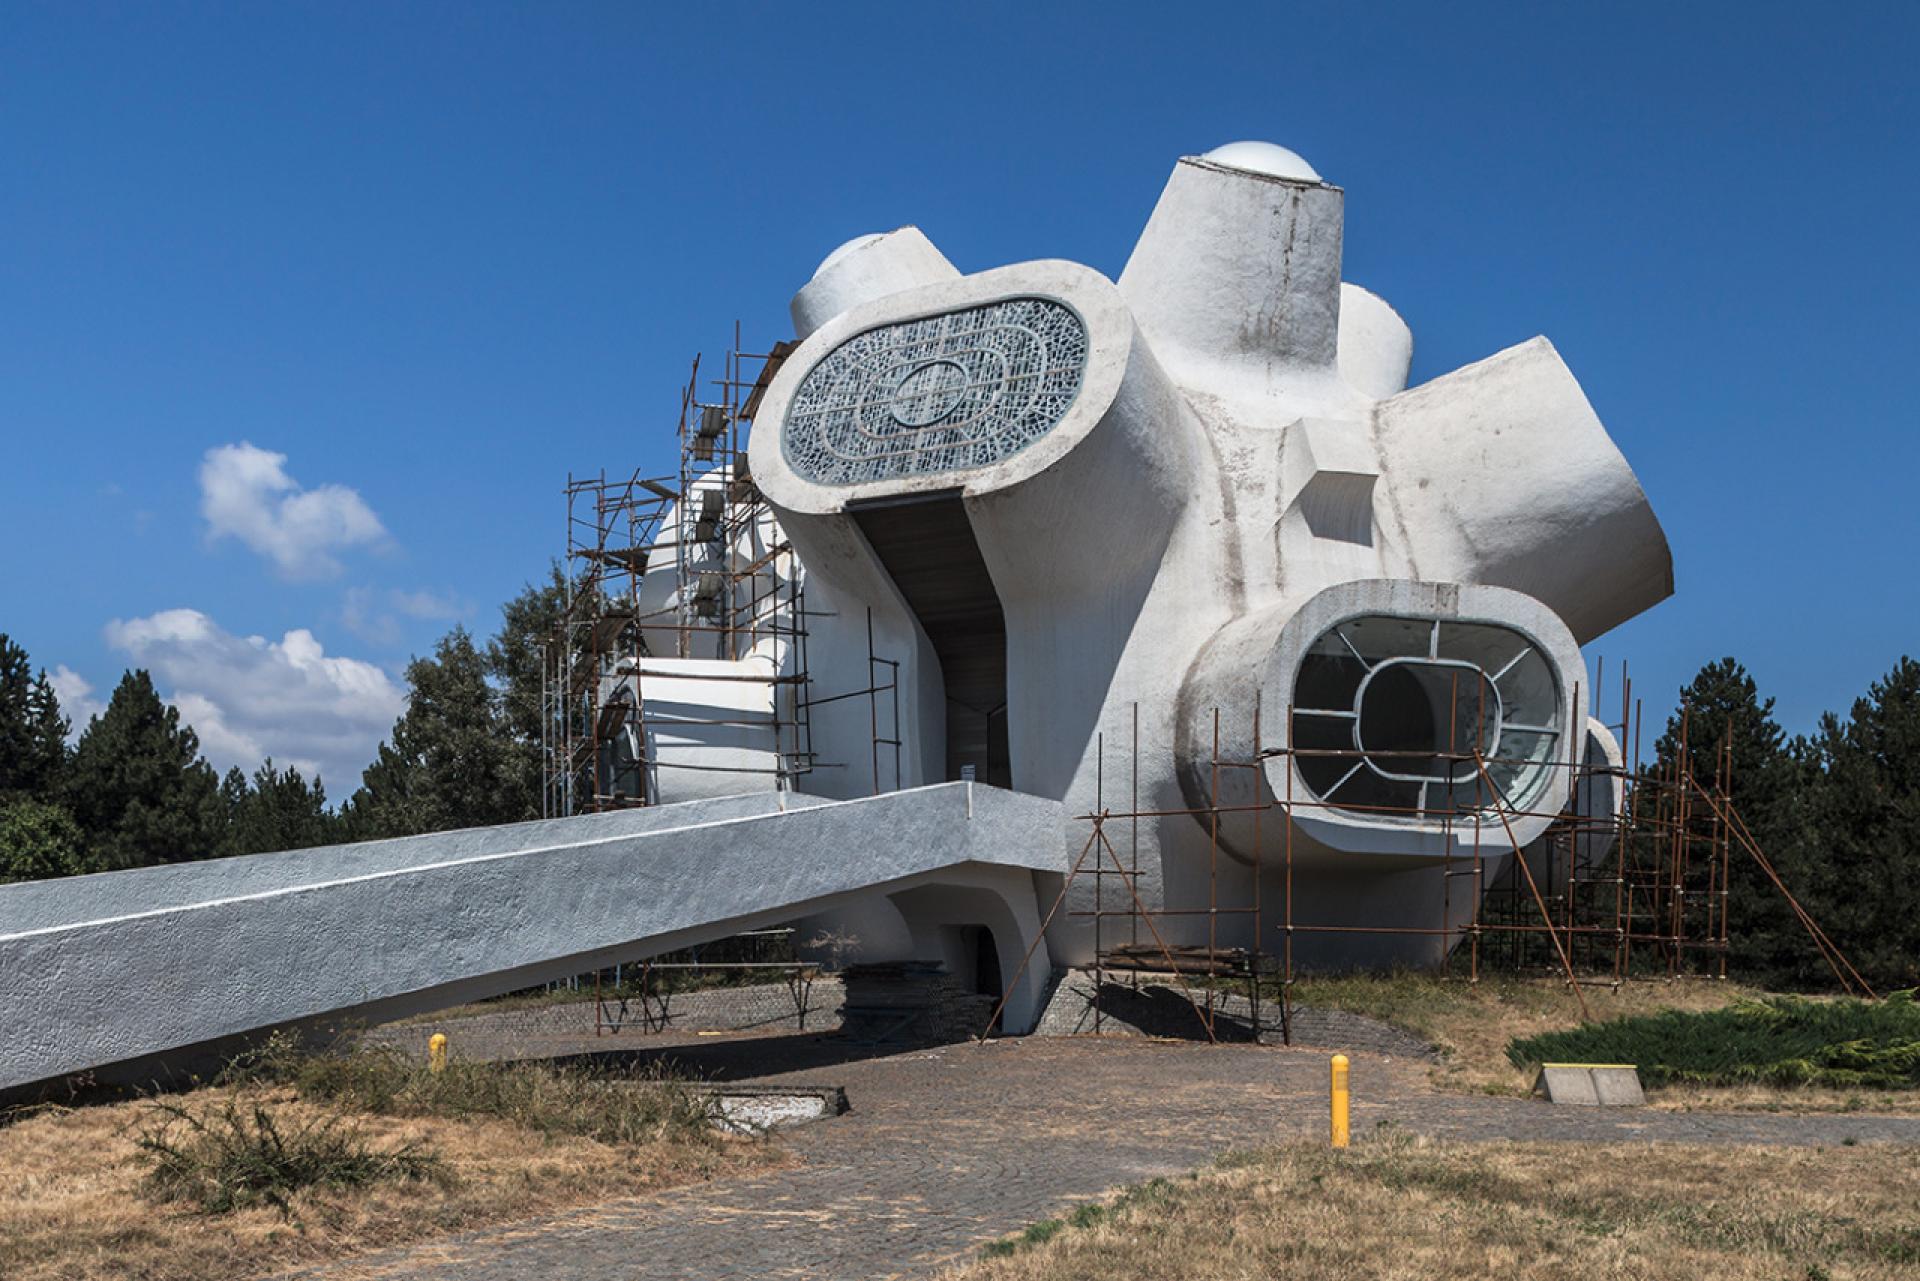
[136,1097,442,1216]
[979,1178,1183,1259]
[0,1042,781,1281]
[276,1041,719,1147]
[944,1137,1920,1280]
[1290,971,1764,1095]
[1508,990,1920,1089]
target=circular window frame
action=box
[1289,612,1563,821]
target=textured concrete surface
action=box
[717,141,1677,971]
[0,783,1062,1095]
[286,1036,1920,1281]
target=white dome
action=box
[1201,140,1320,182]
[812,232,887,280]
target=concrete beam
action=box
[0,783,1063,1097]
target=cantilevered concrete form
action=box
[0,784,1059,1098]
[728,139,1672,967]
[13,141,1673,1091]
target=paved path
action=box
[295,1035,1920,1281]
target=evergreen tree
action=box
[222,758,337,856]
[1797,658,1920,990]
[25,670,72,794]
[486,563,567,814]
[0,635,69,800]
[219,764,250,822]
[65,670,223,871]
[343,628,530,837]
[1649,659,1812,986]
[0,799,85,883]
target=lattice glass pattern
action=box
[781,297,1089,486]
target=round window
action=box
[1291,615,1560,819]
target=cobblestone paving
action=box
[293,1036,1920,1281]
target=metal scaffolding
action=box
[540,331,812,816]
[985,660,1871,1043]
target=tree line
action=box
[1,586,1913,990]
[0,569,562,880]
[1653,656,1920,992]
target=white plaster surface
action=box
[735,142,1673,969]
[0,784,1059,1096]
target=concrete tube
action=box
[790,226,960,340]
[1118,152,1346,389]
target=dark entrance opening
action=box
[850,491,1011,787]
[973,925,1002,998]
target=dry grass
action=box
[0,1079,782,1281]
[1647,1082,1920,1115]
[948,1136,1920,1281]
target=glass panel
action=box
[1292,613,1562,821]
[782,298,1088,485]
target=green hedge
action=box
[1506,991,1920,1088]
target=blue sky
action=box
[2,2,1915,789]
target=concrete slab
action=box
[1534,1062,1644,1106]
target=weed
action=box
[134,1097,441,1217]
[292,1047,716,1147]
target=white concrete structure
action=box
[729,141,1670,968]
[0,143,1671,1095]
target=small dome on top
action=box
[812,232,887,280]
[1202,141,1321,182]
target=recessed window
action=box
[1292,615,1560,819]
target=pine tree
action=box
[65,670,223,871]
[0,635,69,801]
[24,670,72,795]
[222,758,337,856]
[486,563,567,815]
[1649,658,1812,986]
[343,628,531,837]
[1797,658,1920,990]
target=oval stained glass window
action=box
[780,297,1088,486]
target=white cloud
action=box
[46,665,104,740]
[104,608,405,791]
[199,443,387,580]
[388,588,467,621]
[341,586,470,645]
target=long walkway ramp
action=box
[0,783,1062,1099]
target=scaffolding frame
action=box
[984,660,1872,1043]
[542,331,813,816]
[542,328,914,818]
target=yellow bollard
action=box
[428,1033,448,1074]
[1330,1053,1350,1149]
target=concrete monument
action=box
[0,142,1670,1096]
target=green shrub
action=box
[135,1097,441,1216]
[1507,990,1920,1088]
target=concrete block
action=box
[1534,1063,1644,1106]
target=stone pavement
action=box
[292,1035,1920,1281]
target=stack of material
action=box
[838,961,998,1045]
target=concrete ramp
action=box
[0,783,1063,1098]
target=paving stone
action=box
[286,1034,1920,1281]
